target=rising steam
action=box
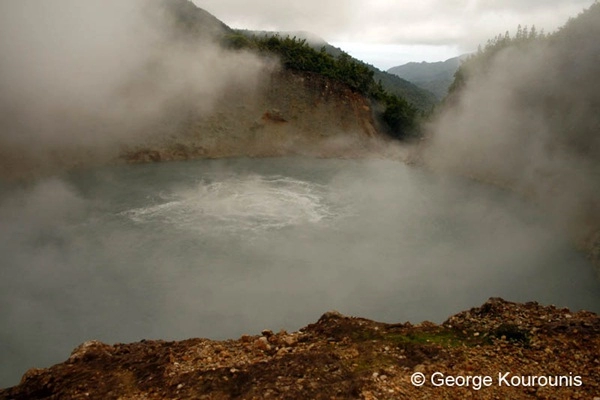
[0,0,268,177]
[424,4,600,245]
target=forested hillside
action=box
[425,2,600,268]
[235,30,438,112]
[164,3,424,139]
[223,32,421,139]
[446,24,547,97]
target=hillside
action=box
[162,0,232,38]
[0,0,414,181]
[236,30,438,111]
[2,298,598,399]
[388,55,467,100]
[424,2,600,270]
[121,69,385,164]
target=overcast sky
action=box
[191,0,595,69]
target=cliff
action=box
[2,298,598,399]
[0,66,399,182]
[0,0,400,182]
[121,69,386,164]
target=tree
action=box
[234,33,419,140]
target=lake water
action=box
[1,157,599,387]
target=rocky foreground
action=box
[1,298,598,399]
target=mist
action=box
[1,157,599,388]
[424,4,600,249]
[1,0,600,390]
[0,0,268,177]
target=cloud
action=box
[192,0,595,50]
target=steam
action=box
[0,0,268,176]
[424,7,600,238]
[1,0,599,390]
[1,157,599,388]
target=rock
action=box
[2,298,598,400]
[276,348,289,357]
[68,340,113,363]
[413,364,425,372]
[254,337,271,351]
[261,329,274,338]
[282,336,298,347]
[19,368,45,385]
[261,109,287,123]
[318,310,344,323]
[240,334,253,343]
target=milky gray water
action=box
[1,157,599,387]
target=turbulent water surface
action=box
[1,158,599,387]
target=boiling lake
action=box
[1,158,598,387]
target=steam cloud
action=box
[424,6,600,240]
[1,0,599,390]
[0,0,268,177]
[2,156,599,389]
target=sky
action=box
[191,0,595,70]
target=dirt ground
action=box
[1,298,598,399]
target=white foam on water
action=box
[120,175,343,234]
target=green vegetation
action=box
[446,1,600,158]
[252,35,375,94]
[448,25,545,96]
[349,354,397,374]
[231,30,438,112]
[224,33,420,140]
[369,67,438,112]
[349,327,486,348]
[388,56,464,100]
[438,2,600,271]
[168,1,433,139]
[384,331,467,347]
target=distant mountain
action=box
[387,55,468,100]
[369,65,438,111]
[237,30,438,111]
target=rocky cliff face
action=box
[0,0,395,182]
[121,69,384,164]
[0,68,388,181]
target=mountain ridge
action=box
[387,55,468,100]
